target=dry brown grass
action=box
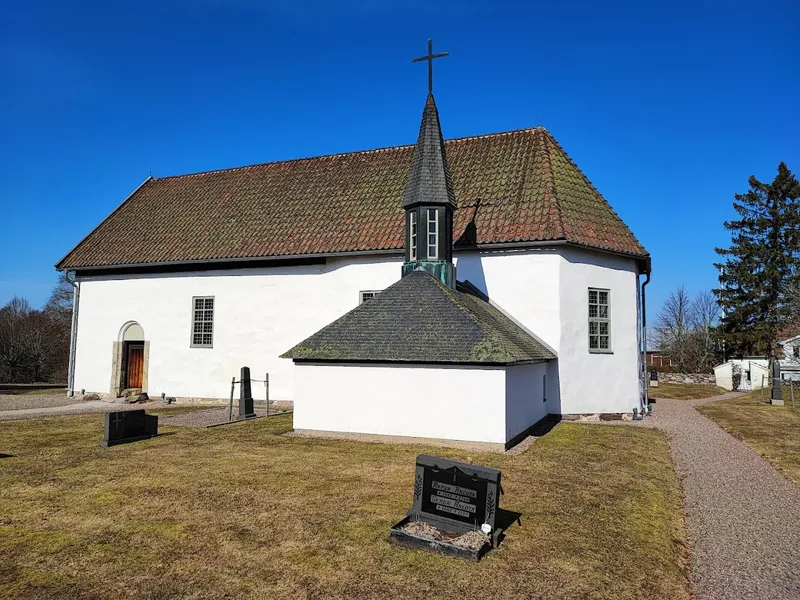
[649,382,727,401]
[0,412,690,600]
[698,391,800,486]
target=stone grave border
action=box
[390,454,510,561]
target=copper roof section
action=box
[57,127,648,270]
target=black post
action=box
[239,366,256,418]
[771,361,784,405]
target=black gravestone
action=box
[239,366,256,419]
[101,410,158,447]
[391,455,506,560]
[771,361,783,404]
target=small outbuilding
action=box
[282,269,556,451]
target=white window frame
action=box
[359,290,381,304]
[410,212,417,261]
[190,296,215,348]
[427,208,438,259]
[588,288,611,353]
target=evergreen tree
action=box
[714,163,800,358]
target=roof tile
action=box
[57,127,647,269]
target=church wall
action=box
[454,249,562,351]
[72,255,403,400]
[292,362,507,444]
[504,362,551,441]
[72,245,639,415]
[557,248,641,414]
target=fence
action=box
[228,372,271,422]
[757,373,798,408]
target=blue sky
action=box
[1,0,797,313]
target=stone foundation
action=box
[656,372,716,385]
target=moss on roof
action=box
[281,270,555,365]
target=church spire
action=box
[401,40,456,288]
[401,93,456,210]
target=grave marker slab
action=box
[390,454,506,560]
[101,410,158,447]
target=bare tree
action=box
[0,276,73,383]
[0,297,33,382]
[689,290,720,370]
[655,287,721,373]
[656,287,693,371]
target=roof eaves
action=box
[54,176,154,270]
[544,130,648,256]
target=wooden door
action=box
[127,344,144,389]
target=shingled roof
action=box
[281,269,556,365]
[56,125,648,270]
[402,94,456,209]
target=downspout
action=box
[641,262,652,414]
[65,271,80,397]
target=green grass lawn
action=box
[698,390,800,486]
[0,413,690,600]
[649,382,727,401]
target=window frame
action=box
[190,296,215,348]
[588,288,612,354]
[410,211,418,261]
[359,290,381,304]
[427,208,438,259]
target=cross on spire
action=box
[412,38,448,95]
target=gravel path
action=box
[648,392,800,599]
[160,406,291,427]
[0,397,163,422]
[0,393,80,412]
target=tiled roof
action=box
[281,269,556,365]
[57,126,648,270]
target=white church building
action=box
[57,84,651,448]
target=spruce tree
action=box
[714,163,800,358]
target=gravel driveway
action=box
[649,392,800,600]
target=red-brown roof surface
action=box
[57,127,648,270]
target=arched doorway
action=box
[112,322,149,395]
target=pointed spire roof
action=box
[402,94,456,208]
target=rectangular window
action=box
[359,290,381,304]
[794,346,799,359]
[588,288,611,352]
[427,208,438,259]
[191,296,214,348]
[410,212,417,261]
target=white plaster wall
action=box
[750,362,769,390]
[455,249,561,351]
[73,256,402,399]
[293,363,507,443]
[557,248,641,414]
[714,363,733,391]
[505,363,550,441]
[72,244,640,416]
